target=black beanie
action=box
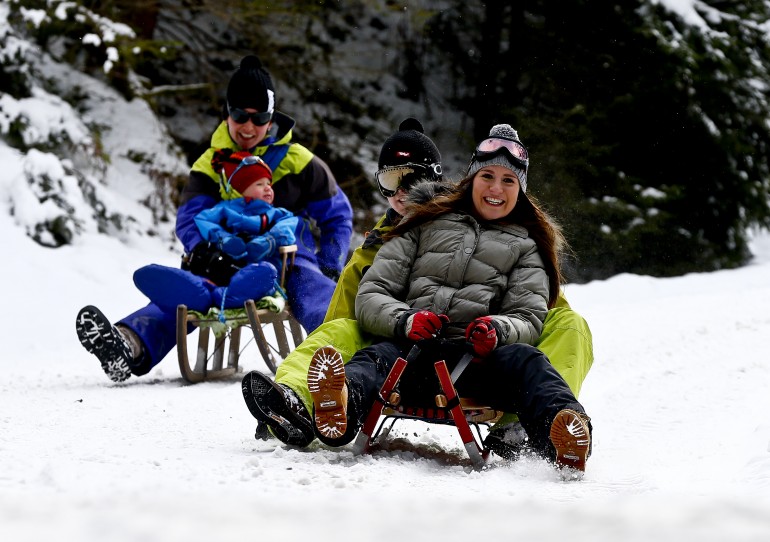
[378,118,441,169]
[226,55,276,113]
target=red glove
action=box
[403,311,449,341]
[465,317,501,358]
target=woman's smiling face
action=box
[471,165,520,221]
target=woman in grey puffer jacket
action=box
[308,124,592,474]
[355,183,549,346]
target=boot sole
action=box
[307,346,347,440]
[75,305,111,355]
[241,371,314,447]
[75,306,132,382]
[550,409,590,475]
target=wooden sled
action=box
[176,245,305,383]
[352,343,503,470]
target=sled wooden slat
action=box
[273,315,292,358]
[244,300,305,374]
[194,325,210,375]
[227,327,241,371]
[288,317,304,345]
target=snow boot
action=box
[133,264,214,312]
[75,305,134,382]
[241,371,314,447]
[549,409,591,475]
[483,421,530,460]
[307,346,349,444]
[212,262,278,309]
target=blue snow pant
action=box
[117,302,178,375]
[119,257,336,374]
[324,340,588,457]
[284,256,337,334]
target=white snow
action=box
[1,178,770,542]
[1,0,769,540]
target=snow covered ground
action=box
[1,205,769,541]
[1,1,769,538]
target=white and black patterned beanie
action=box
[466,124,528,192]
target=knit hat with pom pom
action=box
[226,55,276,114]
[378,118,441,170]
[467,124,529,192]
[211,149,272,194]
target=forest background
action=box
[2,0,770,281]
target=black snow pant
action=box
[338,339,587,457]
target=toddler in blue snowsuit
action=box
[133,151,297,313]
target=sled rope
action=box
[273,281,287,300]
[218,286,229,323]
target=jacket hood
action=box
[400,179,453,223]
[261,111,296,145]
[405,179,454,206]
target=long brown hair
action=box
[385,175,568,308]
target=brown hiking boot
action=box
[549,409,591,475]
[308,346,348,441]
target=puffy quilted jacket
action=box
[355,211,549,345]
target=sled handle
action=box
[405,343,423,363]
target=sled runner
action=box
[177,245,305,383]
[352,339,503,470]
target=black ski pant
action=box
[340,340,587,456]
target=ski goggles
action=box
[228,105,273,126]
[474,137,529,168]
[225,154,269,190]
[375,163,442,197]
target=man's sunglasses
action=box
[228,105,273,126]
[474,137,529,169]
[375,163,442,198]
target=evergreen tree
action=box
[6,0,770,278]
[426,1,770,280]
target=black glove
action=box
[183,241,241,286]
[320,266,341,282]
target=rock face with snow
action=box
[1,1,188,250]
[2,0,770,280]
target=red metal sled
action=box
[352,343,503,469]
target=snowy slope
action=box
[2,1,769,540]
[1,200,769,542]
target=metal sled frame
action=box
[176,245,304,383]
[353,346,503,470]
